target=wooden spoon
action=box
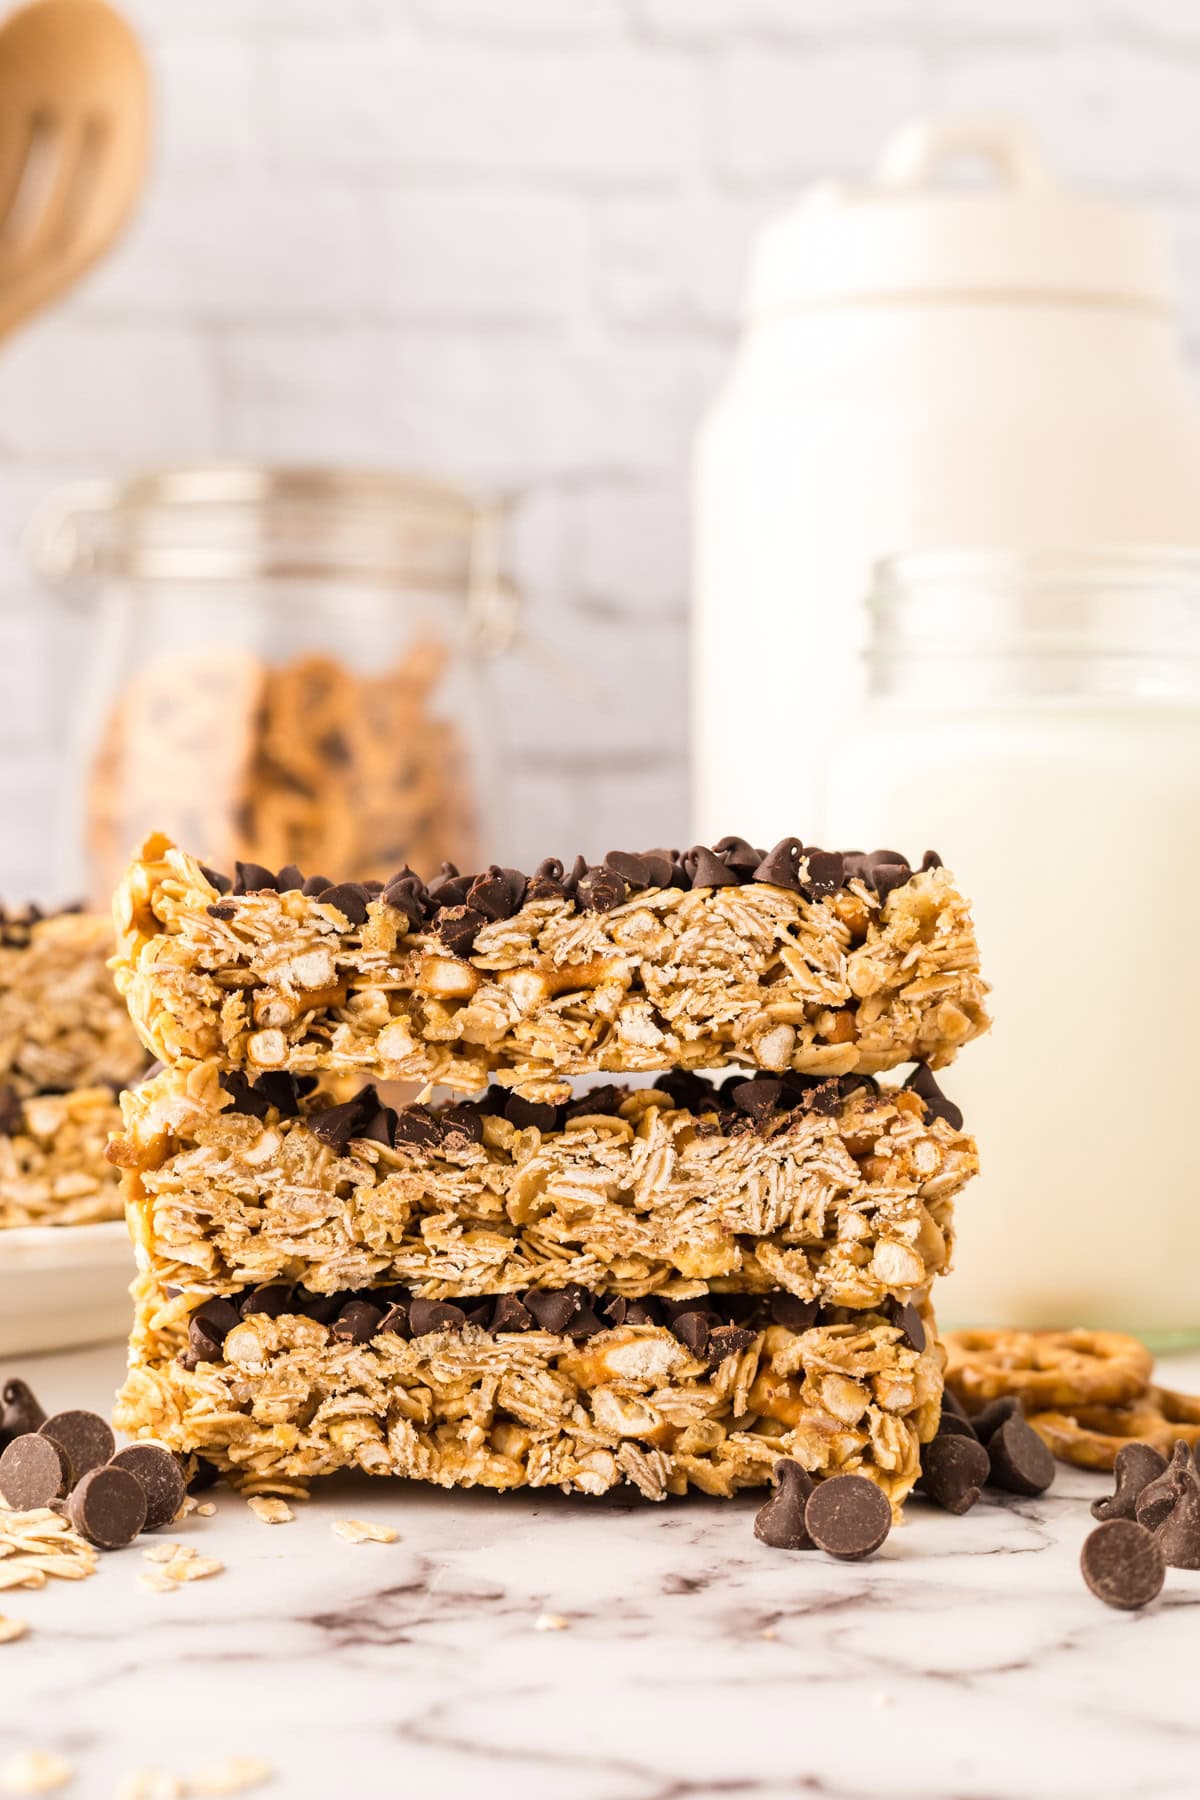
[0,0,148,337]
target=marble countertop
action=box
[1,1342,1197,1800]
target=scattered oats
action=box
[189,1755,273,1794]
[247,1497,292,1525]
[115,1770,185,1800]
[178,1496,199,1519]
[196,1503,217,1518]
[138,1569,179,1594]
[142,1541,184,1565]
[170,1555,223,1583]
[0,1615,27,1644]
[235,1477,309,1501]
[0,1566,44,1593]
[0,1749,73,1793]
[331,1519,396,1545]
[534,1611,568,1632]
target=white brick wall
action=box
[2,0,1200,893]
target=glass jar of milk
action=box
[825,548,1200,1348]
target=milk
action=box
[826,698,1200,1344]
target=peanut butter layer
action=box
[113,836,989,1098]
[116,1275,942,1506]
[0,910,147,1099]
[113,1064,975,1306]
[0,1086,124,1229]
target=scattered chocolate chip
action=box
[1081,1518,1165,1610]
[986,1413,1056,1496]
[576,865,627,913]
[408,1299,467,1336]
[315,883,370,925]
[903,1065,964,1131]
[753,838,804,892]
[466,867,518,921]
[935,1412,980,1442]
[0,1433,70,1509]
[805,1474,892,1560]
[331,1300,385,1345]
[206,902,238,921]
[525,1289,580,1334]
[505,1094,560,1133]
[274,863,304,892]
[918,1434,989,1514]
[754,1460,815,1550]
[39,1411,115,1485]
[684,845,739,889]
[604,850,675,890]
[921,850,943,870]
[968,1396,1023,1444]
[769,1293,818,1332]
[232,861,277,895]
[435,905,487,958]
[300,874,333,897]
[803,850,846,897]
[1091,1442,1168,1522]
[1154,1466,1200,1570]
[199,863,232,895]
[940,1387,973,1425]
[712,836,764,876]
[491,1294,534,1333]
[109,1443,186,1531]
[1,1378,46,1445]
[239,1283,294,1319]
[1135,1440,1197,1533]
[68,1464,147,1550]
[855,851,911,900]
[381,873,428,931]
[186,1300,240,1366]
[728,1077,782,1125]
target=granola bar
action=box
[113,1064,975,1307]
[115,1275,942,1505]
[0,910,147,1098]
[0,1086,125,1229]
[113,834,988,1097]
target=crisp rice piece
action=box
[0,1750,73,1794]
[116,1277,942,1510]
[116,1064,974,1308]
[246,1496,293,1525]
[188,1755,273,1795]
[331,1519,397,1544]
[113,836,988,1095]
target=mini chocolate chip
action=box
[1,1378,46,1445]
[654,1071,714,1113]
[753,838,804,892]
[562,1085,625,1122]
[505,1095,559,1133]
[986,1413,1056,1496]
[685,846,739,889]
[1081,1518,1165,1610]
[381,874,428,931]
[300,874,333,896]
[206,902,237,922]
[918,1434,989,1514]
[68,1464,147,1550]
[754,1460,815,1550]
[1154,1468,1200,1569]
[858,852,911,900]
[491,1294,534,1333]
[1135,1440,1197,1532]
[233,861,277,895]
[802,849,846,897]
[275,864,305,892]
[887,1300,926,1353]
[0,1434,70,1509]
[466,867,516,921]
[728,1077,782,1125]
[672,1311,711,1358]
[576,865,627,913]
[315,883,370,925]
[968,1396,1023,1444]
[408,1299,467,1336]
[308,1094,380,1151]
[298,1291,341,1326]
[239,1283,294,1319]
[186,1300,240,1365]
[706,1325,757,1366]
[712,836,765,876]
[109,1443,186,1531]
[356,1105,399,1147]
[39,1410,115,1484]
[389,1107,442,1149]
[440,1106,484,1147]
[567,1303,606,1341]
[769,1293,818,1332]
[604,850,675,891]
[921,850,943,870]
[524,1289,579,1334]
[623,1300,659,1326]
[331,1300,384,1345]
[903,1065,964,1132]
[435,905,487,958]
[1091,1442,1169,1522]
[805,1475,892,1560]
[200,863,232,895]
[218,1071,272,1120]
[940,1387,973,1425]
[378,1302,410,1338]
[936,1412,980,1441]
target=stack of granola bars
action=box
[110,832,988,1508]
[0,910,147,1230]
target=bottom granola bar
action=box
[0,1086,125,1229]
[116,1277,942,1506]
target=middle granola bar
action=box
[111,1063,976,1309]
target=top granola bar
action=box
[112,833,989,1097]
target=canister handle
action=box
[23,478,117,587]
[877,114,1056,192]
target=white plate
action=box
[0,1222,134,1355]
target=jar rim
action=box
[872,544,1200,602]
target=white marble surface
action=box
[2,1343,1198,1800]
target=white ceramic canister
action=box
[825,548,1200,1348]
[693,115,1200,847]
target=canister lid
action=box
[745,115,1175,317]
